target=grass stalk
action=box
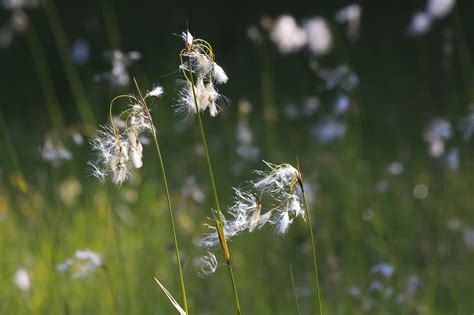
[133,79,189,314]
[186,62,242,314]
[151,131,189,314]
[44,0,96,129]
[298,175,324,315]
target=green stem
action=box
[290,264,302,315]
[186,63,241,314]
[151,131,189,315]
[44,0,96,128]
[26,26,65,132]
[300,181,324,315]
[132,77,188,314]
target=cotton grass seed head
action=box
[89,83,164,185]
[177,29,229,118]
[198,161,307,266]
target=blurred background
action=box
[1,0,474,314]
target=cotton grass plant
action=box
[177,29,242,314]
[199,161,324,314]
[89,80,189,314]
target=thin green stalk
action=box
[299,178,324,315]
[26,26,65,132]
[187,63,241,314]
[133,78,188,314]
[44,0,96,128]
[290,265,302,315]
[151,132,189,315]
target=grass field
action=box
[1,1,474,314]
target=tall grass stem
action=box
[299,178,324,315]
[133,78,189,314]
[186,61,242,315]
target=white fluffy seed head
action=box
[253,161,300,195]
[182,30,194,48]
[212,62,228,84]
[110,140,129,185]
[148,85,164,97]
[278,211,291,234]
[288,194,304,217]
[128,130,143,169]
